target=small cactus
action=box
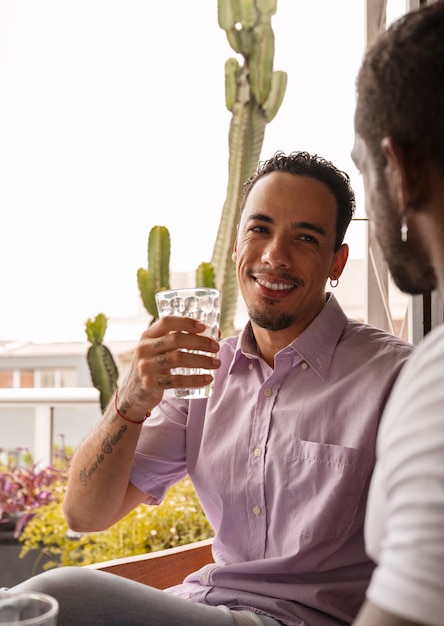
[138,226,217,319]
[85,313,118,413]
[137,225,171,319]
[85,227,218,413]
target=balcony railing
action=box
[0,387,100,467]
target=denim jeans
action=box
[11,567,283,626]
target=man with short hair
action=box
[11,151,412,625]
[351,3,444,625]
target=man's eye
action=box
[299,234,317,243]
[251,225,269,233]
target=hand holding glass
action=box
[155,288,221,399]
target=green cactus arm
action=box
[196,262,217,288]
[218,0,240,30]
[137,225,171,319]
[225,58,241,112]
[147,225,170,294]
[85,314,119,413]
[85,313,108,345]
[87,343,119,413]
[249,23,275,105]
[225,28,242,54]
[137,268,158,319]
[263,70,288,122]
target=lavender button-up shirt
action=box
[130,294,412,626]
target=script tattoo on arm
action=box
[79,424,128,486]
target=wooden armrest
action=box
[85,538,214,589]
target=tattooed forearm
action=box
[101,426,127,453]
[79,452,105,486]
[79,424,128,486]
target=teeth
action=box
[257,278,294,291]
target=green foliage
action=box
[18,477,214,570]
[85,314,119,412]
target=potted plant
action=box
[0,455,66,536]
[0,442,70,586]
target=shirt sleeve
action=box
[129,392,189,504]
[365,327,444,626]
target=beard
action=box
[376,218,437,295]
[244,266,304,331]
[369,178,437,295]
[247,301,298,331]
[385,241,436,295]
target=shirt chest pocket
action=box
[288,439,374,539]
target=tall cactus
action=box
[85,2,287,410]
[85,313,119,412]
[212,0,287,336]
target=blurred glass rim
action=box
[155,288,221,300]
[0,591,59,624]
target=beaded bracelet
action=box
[114,388,151,424]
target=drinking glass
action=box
[0,592,58,625]
[155,287,221,399]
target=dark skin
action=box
[351,135,444,626]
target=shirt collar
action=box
[228,293,347,380]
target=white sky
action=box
[0,1,405,343]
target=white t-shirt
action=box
[365,324,444,626]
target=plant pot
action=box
[0,527,56,588]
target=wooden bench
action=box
[86,538,214,590]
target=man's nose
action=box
[261,237,291,267]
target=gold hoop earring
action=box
[329,277,339,289]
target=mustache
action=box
[246,267,305,288]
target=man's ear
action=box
[232,238,238,263]
[330,243,349,280]
[381,137,423,214]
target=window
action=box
[0,368,78,388]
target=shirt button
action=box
[253,447,262,457]
[249,363,254,370]
[301,362,308,370]
[264,388,272,397]
[252,505,261,516]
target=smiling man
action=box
[12,151,413,626]
[233,155,349,365]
